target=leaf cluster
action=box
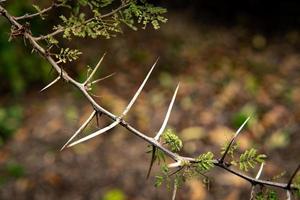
[196,152,215,172]
[55,48,82,63]
[154,164,170,188]
[221,141,267,172]
[120,1,167,30]
[162,129,183,152]
[237,148,266,171]
[221,142,239,161]
[60,13,122,39]
[57,0,167,41]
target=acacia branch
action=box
[0,4,299,194]
[67,57,157,147]
[34,28,64,41]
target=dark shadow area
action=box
[161,0,300,34]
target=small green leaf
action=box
[162,129,183,152]
[154,176,163,187]
[32,4,41,13]
[238,148,266,171]
[196,152,214,172]
[55,48,82,63]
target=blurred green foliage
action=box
[231,104,256,129]
[0,105,23,146]
[102,189,126,200]
[0,161,25,187]
[6,162,25,178]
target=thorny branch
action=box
[0,3,299,198]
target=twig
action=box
[34,27,64,41]
[67,59,157,146]
[14,3,59,20]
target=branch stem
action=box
[0,4,298,193]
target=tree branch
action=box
[0,4,299,194]
[67,58,157,147]
[14,2,60,20]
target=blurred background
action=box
[1,0,300,199]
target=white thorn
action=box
[168,161,182,168]
[84,52,106,85]
[60,110,96,151]
[121,59,158,117]
[154,83,180,141]
[40,76,60,92]
[67,120,119,147]
[255,163,264,179]
[286,190,291,200]
[234,116,251,138]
